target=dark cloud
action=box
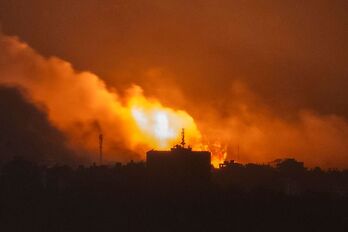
[0,86,79,164]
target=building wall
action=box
[146,150,211,187]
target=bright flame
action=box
[131,108,175,148]
[209,142,228,168]
[126,86,202,150]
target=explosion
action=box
[126,85,202,150]
[0,34,226,167]
[5,33,348,169]
[127,89,228,167]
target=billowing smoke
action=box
[0,33,204,164]
[196,81,348,168]
[1,32,348,168]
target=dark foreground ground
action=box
[1,158,348,232]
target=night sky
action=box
[0,0,348,167]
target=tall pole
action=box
[181,128,185,147]
[99,133,103,165]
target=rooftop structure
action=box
[146,129,211,186]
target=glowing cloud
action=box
[0,34,223,166]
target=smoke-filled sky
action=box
[0,0,348,168]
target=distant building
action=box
[146,130,211,187]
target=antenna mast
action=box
[99,133,103,165]
[181,128,186,147]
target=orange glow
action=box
[209,142,228,168]
[126,86,226,167]
[0,34,227,166]
[126,85,201,149]
[3,23,348,169]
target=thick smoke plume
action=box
[197,81,348,168]
[0,34,204,164]
[1,33,348,168]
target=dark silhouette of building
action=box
[146,129,211,187]
[2,156,348,231]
